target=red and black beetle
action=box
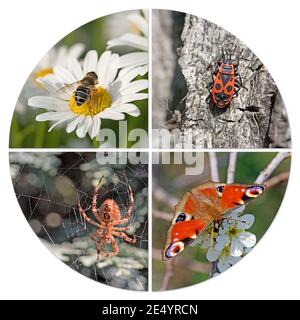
[207,57,244,108]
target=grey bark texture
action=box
[152,10,187,129]
[176,15,291,148]
[152,10,176,129]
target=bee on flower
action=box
[28,50,148,139]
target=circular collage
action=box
[9,9,291,292]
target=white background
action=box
[0,0,299,299]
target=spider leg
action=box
[113,227,130,231]
[113,218,130,225]
[113,185,134,226]
[90,233,103,260]
[113,231,136,244]
[91,176,104,222]
[101,236,119,258]
[78,201,100,228]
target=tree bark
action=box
[178,15,291,148]
[152,10,187,129]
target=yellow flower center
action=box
[35,68,54,79]
[69,87,111,116]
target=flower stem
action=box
[34,122,47,148]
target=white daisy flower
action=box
[33,43,85,82]
[107,10,148,75]
[28,50,148,139]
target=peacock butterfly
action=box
[162,181,266,260]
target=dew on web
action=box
[10,152,148,291]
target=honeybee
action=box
[58,71,98,106]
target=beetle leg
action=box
[206,81,213,92]
[205,95,212,104]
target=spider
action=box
[78,177,136,259]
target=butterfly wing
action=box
[219,184,266,210]
[161,182,267,260]
[162,182,224,260]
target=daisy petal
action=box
[54,65,77,84]
[99,109,125,120]
[48,113,76,132]
[36,111,73,122]
[67,43,85,59]
[28,96,68,111]
[121,79,148,95]
[66,57,83,80]
[138,64,148,76]
[112,103,140,117]
[97,51,119,88]
[37,76,60,95]
[107,33,148,51]
[55,46,68,66]
[66,115,84,133]
[121,93,148,104]
[88,116,101,139]
[83,50,98,74]
[118,52,148,69]
[128,13,148,36]
[76,116,91,138]
[118,64,148,82]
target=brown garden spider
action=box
[78,177,136,259]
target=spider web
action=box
[10,152,148,291]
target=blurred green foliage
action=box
[152,152,290,290]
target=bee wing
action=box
[55,81,82,99]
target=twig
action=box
[227,152,238,184]
[264,171,289,189]
[211,261,219,277]
[255,152,291,184]
[208,152,220,182]
[153,209,172,221]
[153,178,178,209]
[160,259,174,291]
